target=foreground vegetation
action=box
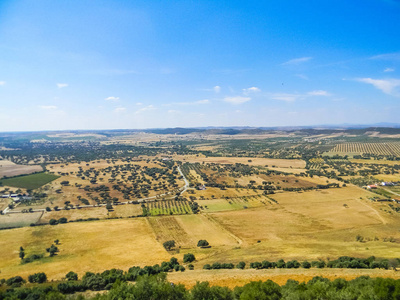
[2,272,400,299]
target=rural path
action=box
[356,198,387,225]
[382,188,400,197]
[177,165,190,195]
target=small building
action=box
[197,184,206,190]
[10,194,18,198]
[367,185,377,189]
[1,194,10,198]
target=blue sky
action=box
[0,0,400,131]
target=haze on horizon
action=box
[0,0,400,132]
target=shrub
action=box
[49,219,58,225]
[236,261,246,269]
[28,272,47,284]
[163,240,176,251]
[65,271,78,281]
[197,240,209,248]
[183,253,195,263]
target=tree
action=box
[197,240,209,248]
[58,217,68,224]
[19,249,25,260]
[49,219,58,225]
[45,207,51,211]
[28,272,47,283]
[54,239,60,245]
[106,202,113,211]
[236,261,246,269]
[163,240,176,251]
[47,244,59,257]
[65,271,78,281]
[183,253,195,263]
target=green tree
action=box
[183,253,195,263]
[65,271,78,281]
[163,240,176,251]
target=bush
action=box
[49,219,58,225]
[65,271,78,281]
[6,276,25,287]
[163,240,176,251]
[203,264,211,270]
[183,253,195,263]
[28,272,47,284]
[236,261,246,269]
[188,264,194,270]
[58,217,68,224]
[197,240,210,248]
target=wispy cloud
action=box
[39,105,58,110]
[105,96,119,102]
[165,99,210,106]
[135,105,155,114]
[356,78,400,96]
[307,90,331,96]
[214,86,221,93]
[0,81,5,86]
[370,52,400,61]
[56,83,68,88]
[243,87,260,94]
[224,96,251,105]
[114,107,126,113]
[384,68,395,72]
[271,90,331,102]
[282,57,312,65]
[271,93,302,102]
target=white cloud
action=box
[282,57,312,65]
[114,107,126,113]
[243,87,260,94]
[214,86,221,93]
[135,105,155,114]
[384,68,395,72]
[271,93,302,102]
[370,52,400,61]
[0,81,5,86]
[271,90,331,102]
[307,90,331,96]
[223,96,251,105]
[165,99,210,106]
[168,110,180,114]
[39,105,58,110]
[136,102,143,106]
[56,83,68,88]
[105,96,119,102]
[356,78,400,96]
[195,99,210,104]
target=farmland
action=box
[0,172,59,190]
[2,129,400,294]
[0,160,43,179]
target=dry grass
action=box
[168,268,400,288]
[0,160,43,179]
[173,155,306,169]
[0,218,170,280]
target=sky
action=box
[0,0,400,131]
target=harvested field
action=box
[0,160,43,179]
[148,216,192,247]
[0,218,170,280]
[168,268,400,288]
[0,212,43,229]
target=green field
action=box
[0,173,60,189]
